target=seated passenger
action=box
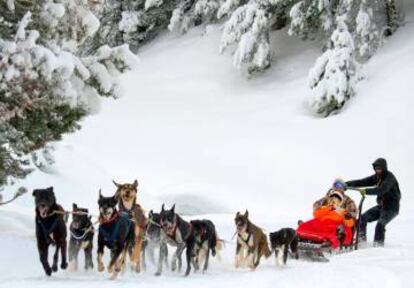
[297,181,357,248]
[313,179,358,219]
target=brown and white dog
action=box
[234,210,271,270]
[113,179,147,273]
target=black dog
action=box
[97,191,135,279]
[143,210,168,270]
[33,187,68,276]
[269,228,299,267]
[190,219,220,273]
[68,203,94,271]
[156,204,194,276]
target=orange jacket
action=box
[313,206,354,227]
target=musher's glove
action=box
[358,188,367,196]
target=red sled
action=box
[296,193,366,262]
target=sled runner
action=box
[296,191,366,262]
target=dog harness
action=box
[120,203,147,230]
[162,219,193,243]
[70,223,94,241]
[99,212,133,247]
[147,217,162,229]
[37,216,59,243]
[238,232,252,246]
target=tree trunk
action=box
[384,0,399,36]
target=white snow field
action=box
[1,2,414,288]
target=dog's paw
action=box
[45,266,52,276]
[68,261,77,272]
[135,265,141,273]
[85,262,93,271]
[51,264,58,272]
[109,272,118,280]
[171,262,177,272]
[155,271,161,277]
[61,262,68,270]
[98,263,105,272]
[108,265,114,274]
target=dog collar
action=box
[99,212,119,224]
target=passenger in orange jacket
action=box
[314,191,355,228]
[297,191,354,248]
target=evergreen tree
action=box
[219,1,271,74]
[288,0,335,40]
[168,0,220,33]
[355,0,379,61]
[308,16,357,116]
[91,0,177,53]
[0,0,136,189]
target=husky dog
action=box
[269,228,299,267]
[97,191,135,279]
[68,203,94,271]
[156,204,194,276]
[143,210,168,270]
[33,187,68,276]
[234,210,271,270]
[113,180,146,273]
[190,219,222,273]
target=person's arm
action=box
[344,197,358,218]
[365,174,395,196]
[346,175,377,188]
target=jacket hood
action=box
[329,191,344,203]
[372,158,388,172]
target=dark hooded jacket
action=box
[346,158,401,212]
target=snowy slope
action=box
[1,1,414,287]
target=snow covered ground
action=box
[1,2,414,287]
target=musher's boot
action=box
[373,241,384,248]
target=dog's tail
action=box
[214,233,225,262]
[262,237,272,258]
[216,233,224,251]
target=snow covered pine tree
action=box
[93,0,177,53]
[308,18,357,116]
[219,1,271,75]
[168,0,220,33]
[0,0,137,189]
[288,0,400,116]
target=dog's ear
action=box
[88,215,92,221]
[72,203,78,210]
[161,203,165,212]
[171,204,176,213]
[149,209,153,217]
[48,186,54,192]
[236,211,240,217]
[112,180,121,188]
[133,179,138,189]
[244,210,249,218]
[99,189,103,198]
[32,190,37,197]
